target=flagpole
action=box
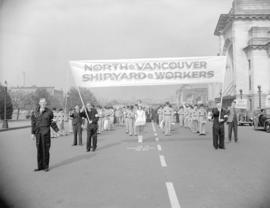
[69,67,91,124]
[76,86,91,124]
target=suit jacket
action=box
[70,111,83,126]
[227,108,238,123]
[212,108,228,127]
[80,108,99,127]
[31,107,59,135]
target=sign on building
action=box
[235,99,248,109]
[265,95,270,107]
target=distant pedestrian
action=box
[227,100,239,142]
[31,98,59,172]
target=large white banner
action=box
[70,56,226,88]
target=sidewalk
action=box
[0,120,31,132]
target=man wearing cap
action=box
[31,98,59,172]
[227,100,239,142]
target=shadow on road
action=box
[50,141,122,170]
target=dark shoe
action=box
[87,149,90,152]
[72,144,77,146]
[219,147,226,150]
[34,168,42,172]
[44,168,49,172]
[92,147,96,151]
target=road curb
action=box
[0,125,31,132]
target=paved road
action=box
[0,122,270,208]
[0,120,30,130]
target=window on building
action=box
[249,75,252,90]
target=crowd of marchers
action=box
[31,98,239,172]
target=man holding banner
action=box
[212,102,228,149]
[80,103,99,152]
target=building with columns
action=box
[214,0,270,110]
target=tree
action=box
[0,84,13,120]
[66,87,98,110]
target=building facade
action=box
[214,0,270,110]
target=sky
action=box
[0,0,233,103]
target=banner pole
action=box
[219,78,226,120]
[76,86,91,124]
[69,66,91,124]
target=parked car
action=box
[253,108,270,133]
[237,109,253,126]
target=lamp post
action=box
[257,85,262,109]
[2,80,8,129]
[239,89,243,99]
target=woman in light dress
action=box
[134,105,146,143]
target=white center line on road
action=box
[159,155,167,167]
[157,144,162,151]
[166,182,181,208]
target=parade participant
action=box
[109,106,115,130]
[212,102,228,150]
[128,105,135,136]
[103,107,110,131]
[188,105,193,130]
[31,98,59,172]
[157,106,164,129]
[135,104,146,143]
[57,109,65,136]
[51,107,58,138]
[97,106,104,134]
[178,106,185,127]
[70,105,83,146]
[133,104,138,136]
[227,100,238,142]
[184,104,189,128]
[192,105,199,133]
[163,102,173,136]
[198,104,207,135]
[68,108,74,134]
[123,106,129,134]
[80,103,99,152]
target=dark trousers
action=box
[86,124,98,151]
[36,133,51,169]
[73,124,82,145]
[228,121,238,141]
[212,125,225,149]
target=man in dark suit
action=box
[212,102,228,150]
[31,98,59,172]
[80,103,99,152]
[227,100,238,142]
[70,105,83,146]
